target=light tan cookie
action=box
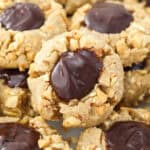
[28,29,124,128]
[0,80,30,117]
[0,0,68,71]
[0,116,72,150]
[77,107,150,150]
[56,0,99,15]
[56,0,123,15]
[0,69,35,120]
[71,0,150,67]
[123,56,150,106]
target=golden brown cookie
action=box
[77,107,150,150]
[56,0,99,14]
[0,69,34,120]
[71,0,150,67]
[0,0,68,71]
[0,116,72,150]
[123,56,150,106]
[56,0,123,15]
[28,29,124,128]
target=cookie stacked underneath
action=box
[0,0,149,149]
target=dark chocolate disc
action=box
[0,69,28,88]
[0,123,40,150]
[51,49,103,101]
[0,3,45,31]
[105,121,150,150]
[85,2,133,33]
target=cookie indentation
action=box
[0,69,28,88]
[85,2,133,33]
[0,123,40,150]
[105,121,150,150]
[51,49,103,101]
[0,3,45,31]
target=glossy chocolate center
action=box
[85,2,133,33]
[0,3,45,31]
[105,121,150,150]
[0,69,28,88]
[0,123,40,150]
[124,62,145,72]
[51,49,103,101]
[146,0,150,6]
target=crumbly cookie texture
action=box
[29,117,72,150]
[0,0,68,71]
[123,0,150,14]
[56,0,100,14]
[123,56,150,106]
[71,0,150,67]
[76,107,150,150]
[0,116,72,150]
[123,70,150,105]
[28,29,124,128]
[56,0,122,14]
[0,80,33,118]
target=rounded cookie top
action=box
[71,1,150,67]
[28,29,124,128]
[0,0,68,71]
[0,116,72,150]
[77,107,150,150]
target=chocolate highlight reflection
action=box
[51,49,103,101]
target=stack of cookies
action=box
[0,0,149,149]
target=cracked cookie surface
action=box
[0,0,68,71]
[28,29,124,128]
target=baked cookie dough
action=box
[123,56,150,106]
[56,0,99,15]
[125,0,150,6]
[0,116,72,150]
[77,107,150,150]
[0,0,68,71]
[28,29,124,128]
[71,0,150,67]
[56,0,122,15]
[0,69,34,119]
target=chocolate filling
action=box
[0,123,41,150]
[105,121,150,150]
[0,69,28,88]
[51,49,103,101]
[85,2,133,33]
[0,3,45,31]
[124,62,145,72]
[146,0,150,6]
